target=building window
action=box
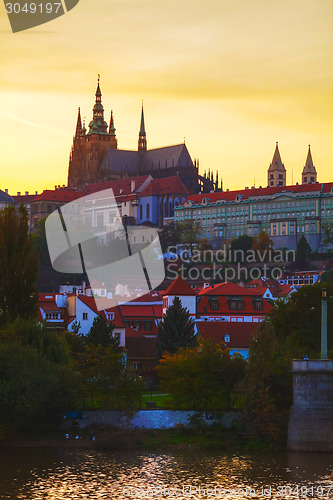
[209,298,219,310]
[45,312,60,320]
[132,320,141,331]
[146,203,150,219]
[83,312,88,320]
[253,299,263,311]
[106,312,115,321]
[143,320,153,331]
[140,205,143,219]
[224,335,230,343]
[228,298,244,311]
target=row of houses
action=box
[7,174,190,232]
[38,275,296,368]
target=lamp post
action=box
[321,288,328,360]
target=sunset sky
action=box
[0,0,332,195]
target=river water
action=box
[0,448,332,500]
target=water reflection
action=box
[0,448,332,500]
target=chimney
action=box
[35,191,38,195]
[55,185,57,190]
[131,180,135,192]
[25,191,29,196]
[245,187,249,190]
[5,189,8,194]
[17,192,21,196]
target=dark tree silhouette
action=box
[157,296,197,357]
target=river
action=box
[0,448,332,499]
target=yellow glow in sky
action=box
[0,0,332,194]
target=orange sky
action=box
[0,0,332,195]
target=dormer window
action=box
[224,335,230,343]
[228,297,244,310]
[202,198,209,205]
[106,312,115,321]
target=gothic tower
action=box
[138,104,147,152]
[67,76,118,189]
[267,142,286,187]
[302,145,317,184]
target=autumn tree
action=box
[252,230,273,260]
[157,296,197,357]
[0,205,39,325]
[157,339,246,410]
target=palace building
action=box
[175,144,332,251]
[67,77,217,194]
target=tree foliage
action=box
[295,235,312,269]
[157,339,246,410]
[85,315,121,351]
[245,283,333,443]
[252,231,273,260]
[157,296,197,357]
[0,205,39,325]
[73,344,142,410]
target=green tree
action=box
[245,283,333,443]
[157,296,197,357]
[295,234,312,269]
[178,220,202,253]
[0,205,39,326]
[230,235,253,262]
[0,342,78,432]
[322,222,333,247]
[157,339,246,410]
[85,315,121,350]
[159,221,182,253]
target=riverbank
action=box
[0,424,277,452]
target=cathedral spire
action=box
[302,145,317,184]
[267,142,286,187]
[109,110,116,136]
[138,102,147,152]
[88,75,108,135]
[75,107,82,140]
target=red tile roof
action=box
[82,176,151,197]
[181,182,333,205]
[39,301,62,312]
[197,295,272,316]
[197,321,260,348]
[34,189,82,203]
[199,282,265,297]
[138,176,190,197]
[164,275,197,296]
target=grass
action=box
[141,391,173,408]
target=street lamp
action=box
[321,288,328,360]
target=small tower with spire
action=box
[138,103,147,152]
[302,145,317,184]
[267,142,286,187]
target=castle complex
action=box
[67,78,217,194]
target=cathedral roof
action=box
[101,143,194,176]
[268,142,285,172]
[143,144,193,169]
